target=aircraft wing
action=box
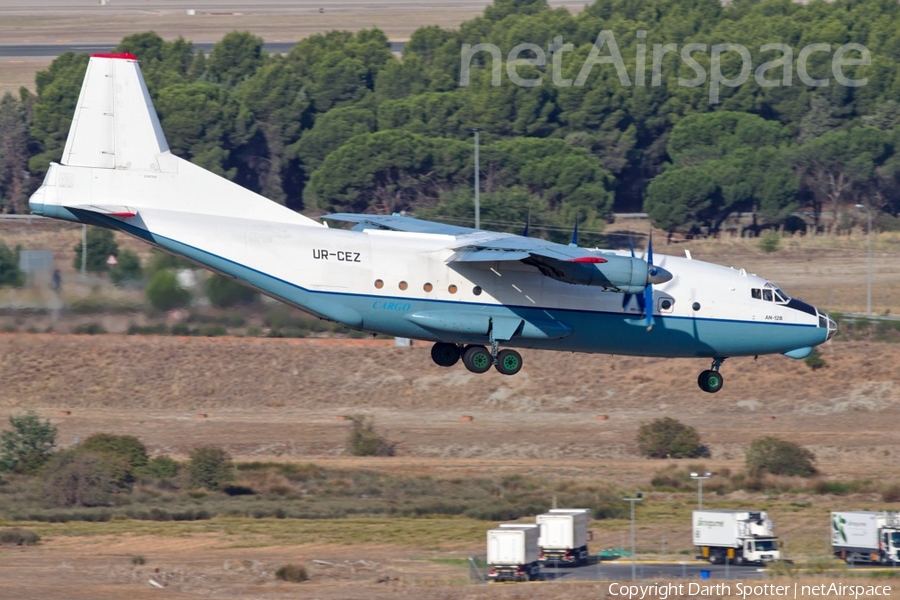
[322,213,670,293]
[322,213,478,236]
[449,236,608,264]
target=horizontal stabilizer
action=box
[65,204,137,218]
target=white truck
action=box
[535,508,591,565]
[487,524,541,582]
[693,509,781,565]
[832,511,900,565]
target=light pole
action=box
[468,127,482,229]
[623,492,642,581]
[854,204,872,316]
[690,472,711,510]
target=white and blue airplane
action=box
[29,54,836,392]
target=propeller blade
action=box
[522,211,530,238]
[647,233,653,266]
[569,217,578,247]
[644,282,654,330]
[629,237,635,258]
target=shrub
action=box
[42,450,129,507]
[79,433,148,471]
[804,348,827,370]
[72,322,107,335]
[146,269,191,311]
[132,555,146,565]
[758,230,781,253]
[0,528,40,546]
[205,273,257,307]
[883,483,900,503]
[0,241,24,287]
[187,446,235,490]
[346,416,397,457]
[636,417,707,459]
[745,436,817,477]
[139,455,179,478]
[0,410,57,474]
[275,564,309,583]
[109,249,143,285]
[73,227,119,274]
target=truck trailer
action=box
[535,508,591,565]
[693,509,780,565]
[832,511,900,565]
[487,524,541,582]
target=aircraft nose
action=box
[648,265,673,285]
[818,310,837,340]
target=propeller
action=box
[622,234,666,330]
[569,216,578,247]
[522,210,530,238]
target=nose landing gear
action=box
[698,358,726,393]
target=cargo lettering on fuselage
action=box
[312,249,362,263]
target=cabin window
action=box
[399,281,408,291]
[659,298,674,313]
[374,279,384,289]
[423,283,433,292]
[751,288,761,300]
[473,286,482,296]
[762,289,773,302]
[448,285,458,294]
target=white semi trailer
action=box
[693,510,781,565]
[535,508,591,565]
[487,524,541,582]
[832,511,900,565]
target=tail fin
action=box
[62,53,169,172]
[31,53,321,227]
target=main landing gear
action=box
[698,357,726,393]
[430,342,522,376]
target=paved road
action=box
[542,560,769,582]
[0,41,405,58]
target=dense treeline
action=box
[1,0,899,242]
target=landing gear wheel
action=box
[430,342,460,367]
[462,345,492,374]
[494,349,523,375]
[698,369,724,393]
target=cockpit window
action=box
[752,285,791,303]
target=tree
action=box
[207,31,265,89]
[42,450,127,507]
[0,241,24,287]
[109,249,143,286]
[29,52,89,177]
[305,130,470,214]
[0,91,34,214]
[645,167,719,236]
[0,410,57,474]
[346,415,396,457]
[78,433,148,471]
[187,446,235,490]
[636,417,706,459]
[205,274,257,308]
[146,269,191,311]
[154,82,255,179]
[72,227,119,274]
[745,436,817,477]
